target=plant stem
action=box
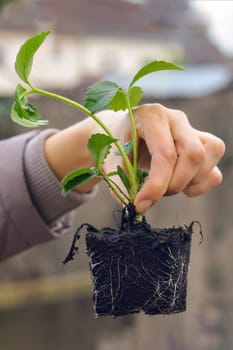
[102,176,128,206]
[126,89,138,191]
[25,86,137,203]
[24,86,99,122]
[98,165,130,205]
[106,177,130,202]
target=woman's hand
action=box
[44,103,225,214]
[101,104,225,213]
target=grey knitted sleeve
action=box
[23,129,97,228]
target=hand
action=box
[101,104,225,213]
[44,103,225,214]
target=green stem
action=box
[107,177,130,202]
[98,165,129,205]
[126,89,138,192]
[106,170,131,201]
[25,86,136,203]
[25,86,100,121]
[102,176,128,206]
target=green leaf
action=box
[108,88,127,111]
[128,86,143,107]
[130,60,183,87]
[15,30,51,84]
[106,171,118,177]
[61,167,98,197]
[108,86,143,111]
[117,165,131,192]
[87,133,117,168]
[115,141,133,156]
[84,81,120,113]
[11,84,48,127]
[137,168,149,189]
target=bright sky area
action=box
[189,0,233,57]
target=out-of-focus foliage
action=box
[0,0,17,11]
[0,97,16,138]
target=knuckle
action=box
[148,103,165,113]
[186,143,205,165]
[172,109,188,123]
[155,103,169,115]
[142,103,167,119]
[134,103,167,130]
[160,145,177,165]
[212,138,225,159]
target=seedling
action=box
[11,30,183,209]
[11,31,195,316]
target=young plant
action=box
[11,31,198,317]
[11,30,183,216]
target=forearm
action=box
[24,128,97,225]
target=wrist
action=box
[44,118,100,193]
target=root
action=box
[63,204,195,316]
[62,223,99,264]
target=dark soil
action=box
[64,204,198,317]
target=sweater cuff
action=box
[23,129,97,225]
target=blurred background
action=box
[0,0,233,349]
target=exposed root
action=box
[63,204,195,317]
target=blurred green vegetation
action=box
[0,97,16,139]
[0,0,17,10]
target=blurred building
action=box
[0,0,231,96]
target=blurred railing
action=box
[0,271,91,310]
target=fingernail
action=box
[136,200,152,214]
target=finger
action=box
[183,166,223,197]
[186,131,225,186]
[134,117,177,213]
[166,110,206,195]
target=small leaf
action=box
[128,86,143,107]
[115,141,133,156]
[137,168,149,189]
[106,171,118,177]
[84,81,120,113]
[15,30,51,84]
[108,86,143,112]
[130,60,183,87]
[61,167,98,196]
[108,88,127,111]
[117,165,131,192]
[87,133,117,168]
[11,84,48,127]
